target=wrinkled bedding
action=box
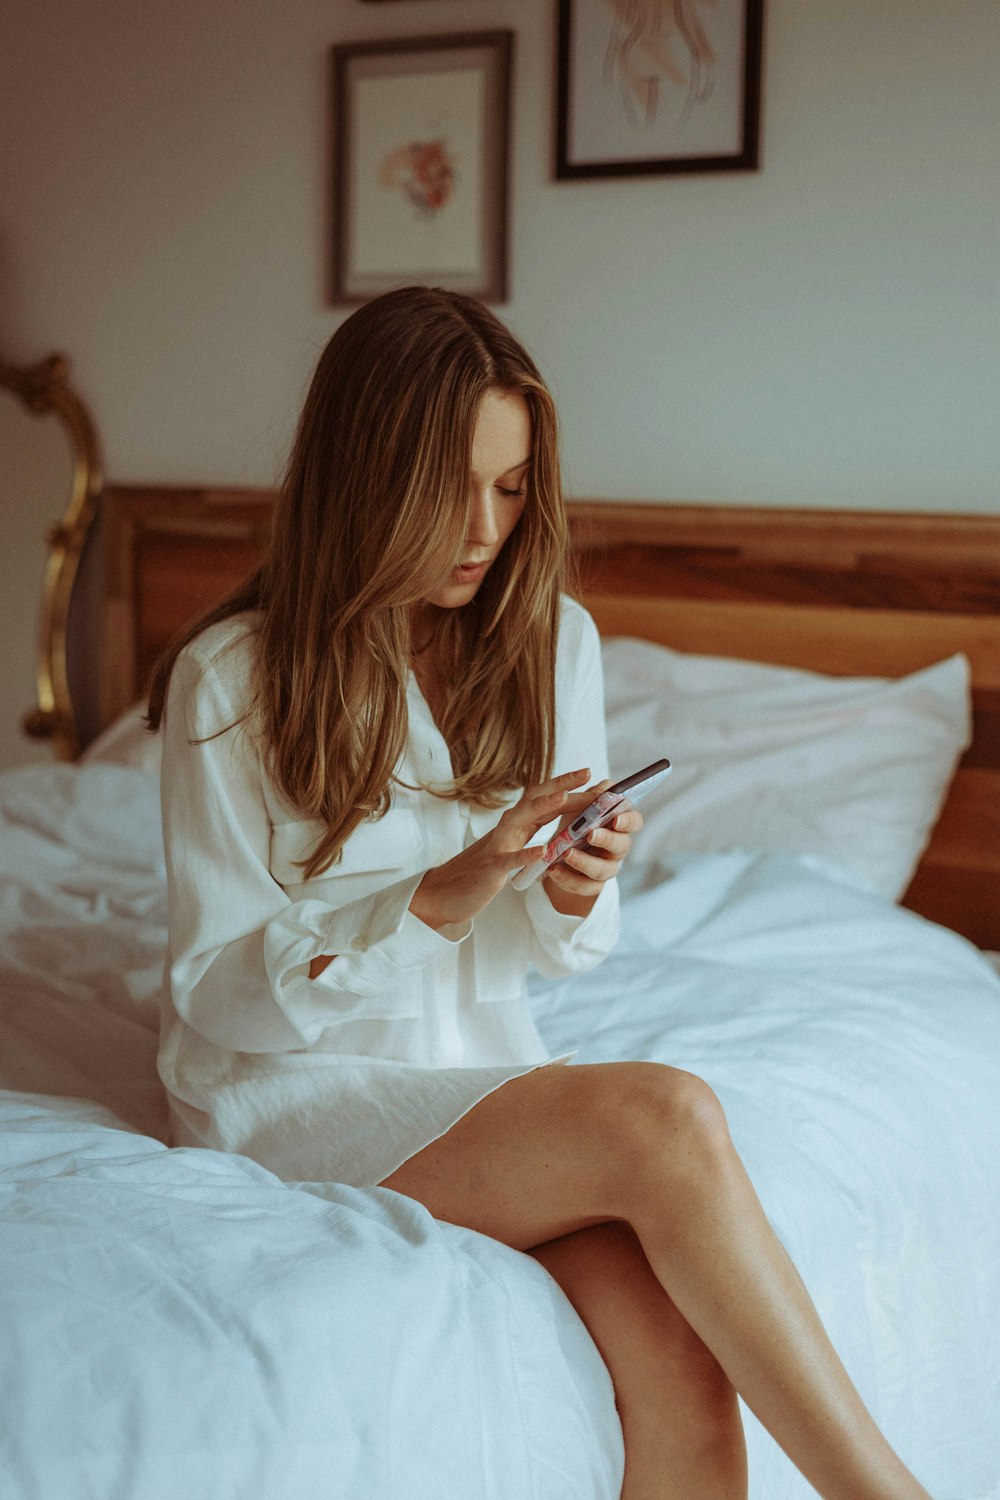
[1,765,998,1499]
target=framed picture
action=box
[555,0,764,179]
[330,31,512,304]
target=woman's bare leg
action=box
[531,1220,748,1500]
[381,1062,932,1500]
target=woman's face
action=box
[421,388,531,611]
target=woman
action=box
[149,286,931,1500]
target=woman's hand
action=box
[408,768,600,931]
[542,785,644,918]
[311,770,643,975]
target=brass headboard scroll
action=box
[0,354,103,760]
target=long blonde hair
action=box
[148,286,570,878]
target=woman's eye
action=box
[497,486,527,499]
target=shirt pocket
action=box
[270,810,423,895]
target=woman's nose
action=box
[467,488,500,547]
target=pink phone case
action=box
[510,758,671,891]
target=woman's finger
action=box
[500,769,591,839]
[532,768,592,801]
[541,778,614,825]
[502,842,545,872]
[523,767,590,807]
[611,807,644,836]
[559,844,620,883]
[500,789,570,844]
[585,826,632,860]
[466,828,548,873]
[544,856,610,895]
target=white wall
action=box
[2,0,999,762]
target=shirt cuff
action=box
[524,874,620,977]
[313,871,473,999]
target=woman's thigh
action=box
[379,1059,726,1252]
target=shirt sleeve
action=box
[521,601,621,978]
[161,641,470,1054]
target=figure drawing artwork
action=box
[556,0,764,177]
[602,0,718,130]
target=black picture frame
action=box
[555,0,764,179]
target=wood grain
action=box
[581,594,1000,692]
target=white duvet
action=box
[1,764,998,1500]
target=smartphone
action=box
[510,757,672,891]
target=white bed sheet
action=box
[1,764,999,1500]
[2,1092,620,1500]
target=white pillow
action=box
[80,702,162,775]
[601,639,972,901]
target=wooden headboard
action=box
[99,485,1000,950]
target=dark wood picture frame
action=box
[330,31,512,304]
[556,0,764,179]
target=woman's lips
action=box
[454,560,488,582]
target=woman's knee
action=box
[635,1063,731,1153]
[589,1063,734,1205]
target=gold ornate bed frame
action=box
[0,355,103,760]
[84,484,1000,951]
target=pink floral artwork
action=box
[378,139,456,217]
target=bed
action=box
[2,466,1000,1499]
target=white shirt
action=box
[157,597,619,1186]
